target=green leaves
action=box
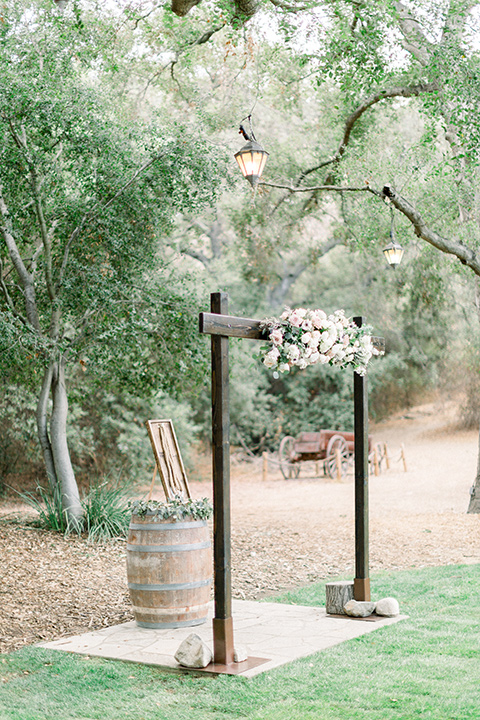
[129,495,213,521]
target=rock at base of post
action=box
[174,633,212,668]
[325,580,354,615]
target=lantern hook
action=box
[239,115,256,142]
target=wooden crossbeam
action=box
[199,312,264,339]
[199,311,385,353]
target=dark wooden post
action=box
[353,316,370,601]
[210,292,234,665]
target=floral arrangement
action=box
[259,307,382,377]
[128,495,213,521]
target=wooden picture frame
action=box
[145,419,191,500]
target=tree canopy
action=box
[3,0,480,514]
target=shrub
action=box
[20,480,132,540]
[81,481,131,541]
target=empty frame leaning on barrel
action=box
[145,419,191,500]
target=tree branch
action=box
[58,154,164,289]
[269,0,316,12]
[7,119,57,302]
[264,176,480,278]
[0,257,28,325]
[300,82,439,184]
[381,184,480,276]
[141,23,226,96]
[0,186,41,331]
[270,82,438,216]
[261,181,375,193]
[393,0,432,65]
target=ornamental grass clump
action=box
[20,480,132,540]
[82,481,132,541]
[260,306,381,377]
[129,495,213,522]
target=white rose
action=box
[331,344,345,359]
[311,310,327,328]
[327,324,338,341]
[310,330,321,346]
[301,332,312,345]
[309,351,320,364]
[320,339,333,353]
[289,311,303,327]
[263,347,280,368]
[287,345,300,361]
[278,363,291,373]
[270,329,284,345]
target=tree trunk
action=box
[36,362,58,491]
[50,358,83,530]
[467,422,480,513]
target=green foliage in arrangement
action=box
[128,495,213,521]
[0,565,478,720]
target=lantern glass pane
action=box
[257,152,267,176]
[235,153,248,177]
[383,243,404,266]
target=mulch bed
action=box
[1,504,478,654]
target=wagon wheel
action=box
[279,436,301,480]
[325,434,350,479]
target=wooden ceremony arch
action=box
[199,292,384,669]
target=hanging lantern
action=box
[383,232,404,268]
[234,118,269,187]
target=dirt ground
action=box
[1,400,479,654]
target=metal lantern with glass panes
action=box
[234,117,269,187]
[383,232,404,268]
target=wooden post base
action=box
[354,577,371,602]
[213,617,234,665]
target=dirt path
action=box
[1,401,479,654]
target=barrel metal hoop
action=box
[126,541,211,553]
[129,521,207,530]
[128,578,212,591]
[136,617,207,629]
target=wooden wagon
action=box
[278,430,372,480]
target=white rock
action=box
[344,599,376,617]
[234,645,248,663]
[375,597,400,617]
[174,633,212,668]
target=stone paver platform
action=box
[41,600,406,678]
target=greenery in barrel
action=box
[129,496,213,521]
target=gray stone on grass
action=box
[174,633,212,668]
[344,599,376,617]
[375,597,400,617]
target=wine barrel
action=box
[126,513,212,629]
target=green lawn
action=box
[1,564,479,720]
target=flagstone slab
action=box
[40,600,407,678]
